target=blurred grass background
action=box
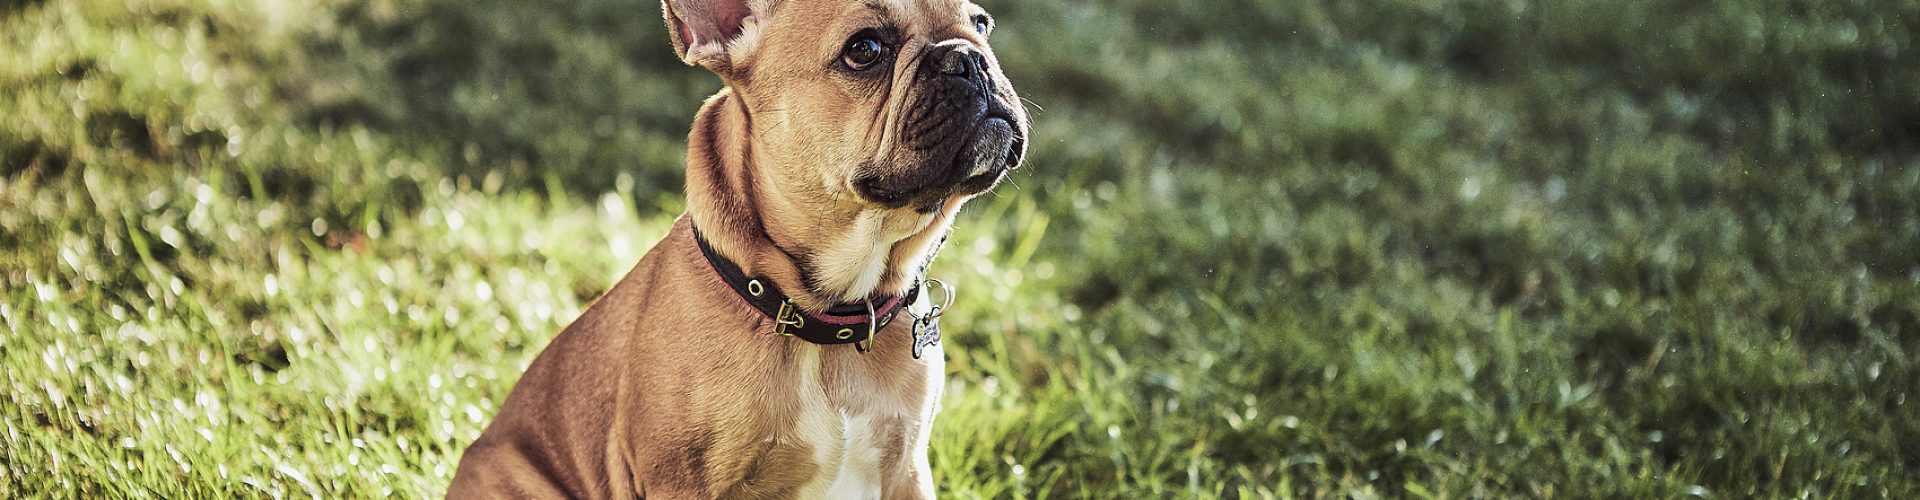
[3,0,1918,496]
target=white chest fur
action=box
[792,348,885,499]
[788,341,945,499]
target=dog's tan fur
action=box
[449,0,1025,497]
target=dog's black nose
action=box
[926,40,988,81]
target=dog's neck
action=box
[684,88,961,313]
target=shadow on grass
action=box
[280,0,714,202]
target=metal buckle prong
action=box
[771,300,803,337]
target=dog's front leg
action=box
[889,386,942,499]
[884,462,937,500]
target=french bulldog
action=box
[448,0,1028,497]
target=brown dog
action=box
[447,0,1028,497]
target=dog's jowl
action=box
[448,0,1028,498]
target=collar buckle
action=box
[771,300,805,337]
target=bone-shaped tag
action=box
[911,316,941,359]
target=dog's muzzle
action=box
[856,40,1026,211]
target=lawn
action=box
[3,0,1918,497]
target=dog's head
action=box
[664,0,1028,213]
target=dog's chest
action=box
[790,348,890,499]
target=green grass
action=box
[4,0,1918,497]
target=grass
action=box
[3,0,1918,497]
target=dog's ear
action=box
[662,0,774,74]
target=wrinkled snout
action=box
[855,40,1027,211]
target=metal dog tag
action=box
[911,316,941,359]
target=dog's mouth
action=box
[855,109,1027,211]
[951,114,1023,184]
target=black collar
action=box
[693,226,919,350]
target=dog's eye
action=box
[841,35,889,71]
[971,15,991,35]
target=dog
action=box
[447,0,1028,497]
